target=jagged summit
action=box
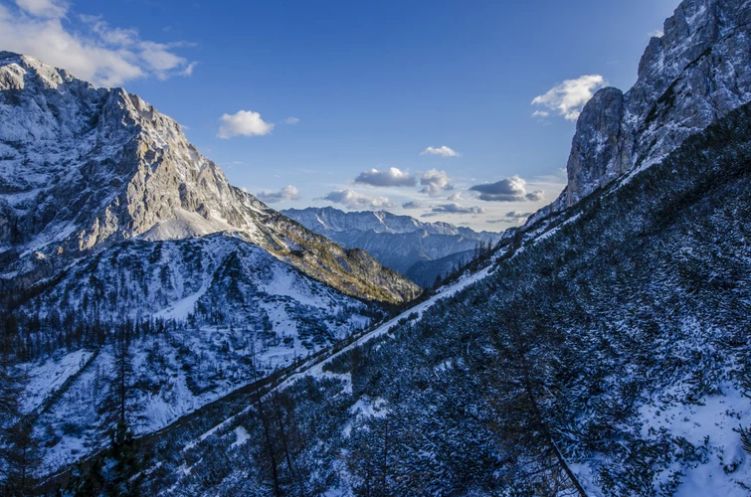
[0,51,75,91]
[0,53,420,304]
[558,0,751,208]
[283,206,489,237]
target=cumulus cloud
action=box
[284,116,300,125]
[402,200,422,209]
[420,169,453,195]
[218,110,274,139]
[532,74,606,121]
[256,185,299,204]
[0,1,195,86]
[424,203,484,216]
[421,145,458,157]
[470,176,544,202]
[324,189,393,209]
[354,167,416,187]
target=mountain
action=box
[0,52,419,305]
[0,52,424,483]
[52,1,751,495]
[283,207,501,287]
[116,100,751,497]
[554,0,751,209]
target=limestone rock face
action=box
[562,0,751,207]
[0,52,420,304]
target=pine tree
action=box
[0,315,39,496]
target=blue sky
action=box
[1,0,679,229]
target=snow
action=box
[348,396,388,420]
[21,349,94,413]
[140,209,235,242]
[154,282,209,320]
[265,262,496,397]
[230,426,250,448]
[180,262,498,455]
[533,213,582,245]
[639,383,751,497]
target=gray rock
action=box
[0,52,420,304]
[562,0,751,207]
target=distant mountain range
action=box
[283,207,501,287]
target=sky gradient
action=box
[1,0,680,230]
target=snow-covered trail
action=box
[277,264,494,390]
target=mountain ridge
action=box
[0,52,420,305]
[283,206,501,286]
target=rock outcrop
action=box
[561,0,751,207]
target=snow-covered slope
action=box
[120,89,751,497]
[55,1,751,495]
[0,52,419,305]
[15,234,377,474]
[283,207,500,286]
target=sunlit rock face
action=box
[0,52,420,304]
[560,0,751,207]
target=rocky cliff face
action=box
[0,52,419,304]
[562,0,751,207]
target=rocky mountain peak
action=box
[0,52,420,304]
[561,0,751,207]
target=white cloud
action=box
[0,2,195,86]
[421,145,458,157]
[284,116,300,125]
[470,176,544,202]
[420,169,453,195]
[15,0,66,18]
[218,110,274,139]
[324,190,393,209]
[532,74,606,121]
[256,185,300,204]
[355,167,416,187]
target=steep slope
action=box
[283,207,500,286]
[0,52,419,304]
[0,52,420,485]
[117,86,751,497]
[14,235,377,475]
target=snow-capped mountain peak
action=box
[0,52,419,303]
